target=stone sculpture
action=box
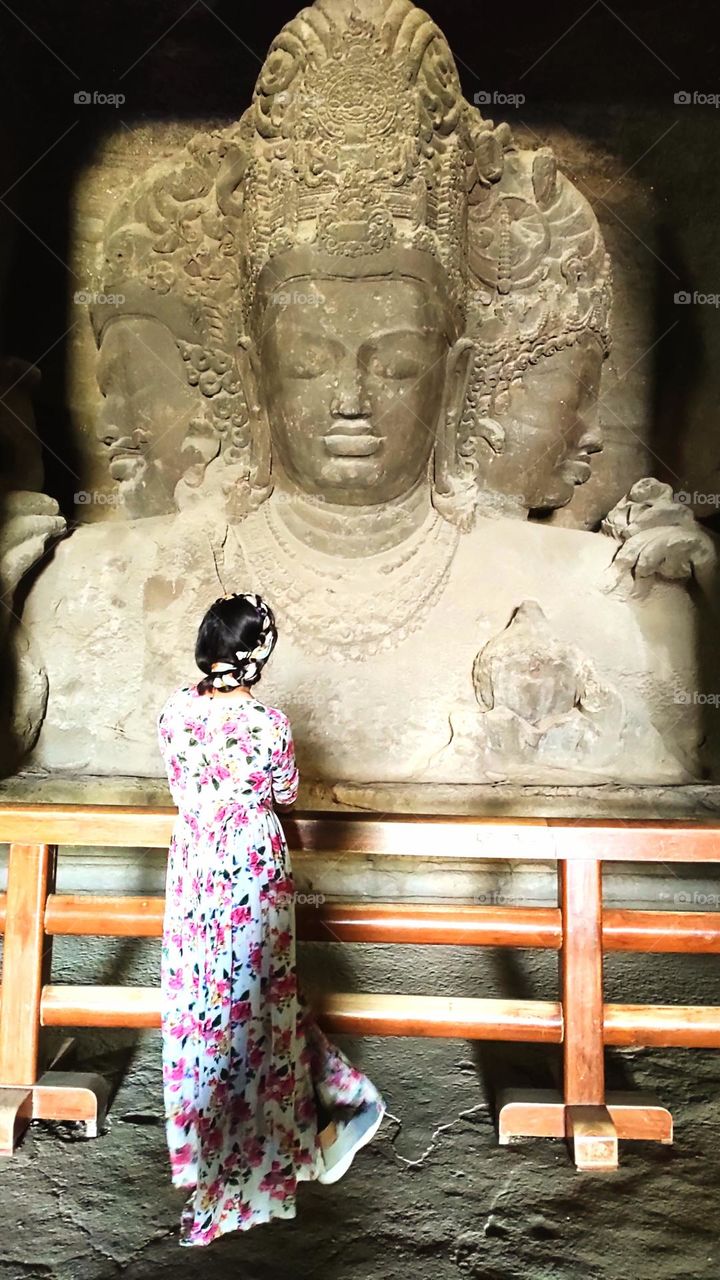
[89,1,611,526]
[14,0,716,787]
[602,477,716,595]
[0,359,67,770]
[426,601,692,783]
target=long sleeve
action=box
[270,712,299,806]
[156,694,185,806]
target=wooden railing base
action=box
[33,1069,111,1138]
[566,1105,618,1172]
[498,1088,673,1170]
[0,1087,33,1156]
[0,1071,111,1154]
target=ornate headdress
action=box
[91,0,610,520]
[462,146,612,436]
[215,0,502,337]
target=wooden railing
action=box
[1,805,720,1170]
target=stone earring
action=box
[431,338,479,531]
[237,337,274,511]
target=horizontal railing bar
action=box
[2,896,719,953]
[43,895,164,937]
[297,903,562,947]
[602,909,720,953]
[0,805,720,859]
[604,1004,720,1048]
[34,896,563,946]
[37,987,563,1041]
[33,986,720,1048]
[318,994,561,1041]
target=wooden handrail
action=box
[22,988,720,1048]
[1,895,720,953]
[1,804,720,1168]
[34,987,564,1041]
[0,804,720,859]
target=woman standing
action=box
[157,591,386,1247]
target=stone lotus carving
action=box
[88,0,611,524]
[602,477,717,595]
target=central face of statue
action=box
[256,275,451,504]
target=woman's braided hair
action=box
[195,592,278,694]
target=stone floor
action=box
[2,1034,719,1280]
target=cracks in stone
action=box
[117,1110,164,1126]
[33,1161,125,1274]
[207,525,230,596]
[122,1225,179,1270]
[58,1210,124,1273]
[0,1263,54,1277]
[481,1169,519,1238]
[385,1103,488,1169]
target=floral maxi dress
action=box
[157,684,384,1247]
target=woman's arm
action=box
[271,712,300,807]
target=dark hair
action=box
[195,593,277,695]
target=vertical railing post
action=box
[0,842,55,1151]
[559,856,617,1169]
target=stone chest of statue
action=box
[18,0,718,788]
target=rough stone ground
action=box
[2,1032,719,1280]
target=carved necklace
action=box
[231,492,460,661]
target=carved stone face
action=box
[488,333,604,512]
[96,318,205,517]
[254,276,452,504]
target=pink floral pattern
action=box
[157,684,383,1248]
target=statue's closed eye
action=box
[281,339,333,379]
[364,336,429,381]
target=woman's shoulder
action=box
[255,700,291,730]
[157,682,197,724]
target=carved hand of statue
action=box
[609,525,715,583]
[602,478,716,589]
[0,491,67,603]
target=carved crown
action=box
[91,0,612,516]
[215,0,511,331]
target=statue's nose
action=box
[330,383,371,418]
[95,400,121,445]
[578,418,603,455]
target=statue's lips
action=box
[323,422,382,458]
[107,440,144,479]
[563,455,593,485]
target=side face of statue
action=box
[486,332,604,512]
[94,316,219,518]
